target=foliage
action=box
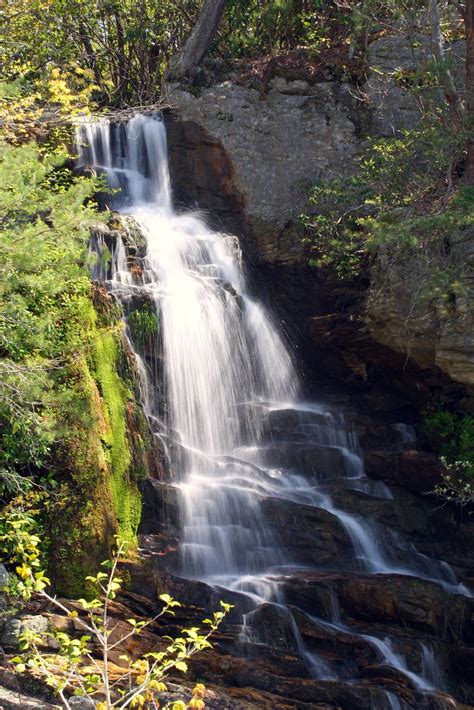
[422,407,474,464]
[1,520,230,709]
[0,508,48,599]
[421,407,474,508]
[0,140,99,496]
[218,0,327,57]
[302,117,474,281]
[300,0,473,282]
[0,140,151,592]
[0,0,203,112]
[0,0,448,118]
[128,305,159,350]
[434,459,474,508]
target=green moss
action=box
[48,294,150,595]
[91,325,142,545]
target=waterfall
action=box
[76,113,470,702]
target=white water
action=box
[308,612,437,693]
[76,114,469,701]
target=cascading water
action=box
[76,114,471,706]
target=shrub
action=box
[0,511,230,709]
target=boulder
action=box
[0,615,49,650]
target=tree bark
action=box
[465,0,474,183]
[166,0,226,80]
[429,0,465,116]
[448,0,474,182]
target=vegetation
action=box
[422,407,474,506]
[1,519,229,709]
[0,1,473,705]
[303,0,474,281]
[3,1,467,108]
[0,140,98,493]
[0,140,151,594]
[128,305,159,350]
[303,123,474,283]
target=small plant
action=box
[421,408,474,464]
[434,459,474,509]
[0,512,230,709]
[421,407,474,510]
[128,305,159,350]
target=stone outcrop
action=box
[366,236,474,392]
[163,32,474,396]
[365,34,466,136]
[165,78,363,265]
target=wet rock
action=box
[260,442,352,479]
[326,485,431,538]
[289,607,379,676]
[138,479,182,537]
[282,572,473,641]
[338,576,472,641]
[244,603,306,652]
[354,415,416,452]
[126,562,254,625]
[261,497,351,566]
[262,408,337,439]
[364,449,445,494]
[272,679,401,709]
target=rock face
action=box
[366,237,474,391]
[366,34,466,137]
[163,33,474,396]
[147,42,474,709]
[165,79,362,265]
[132,399,474,708]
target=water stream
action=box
[76,114,470,705]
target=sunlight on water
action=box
[76,114,471,697]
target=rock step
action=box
[281,572,474,642]
[261,407,347,436]
[124,562,474,706]
[257,442,360,478]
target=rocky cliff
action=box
[162,33,474,409]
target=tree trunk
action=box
[465,0,474,183]
[115,12,128,103]
[429,0,465,116]
[166,0,226,80]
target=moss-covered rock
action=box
[47,290,152,596]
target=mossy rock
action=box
[48,298,152,596]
